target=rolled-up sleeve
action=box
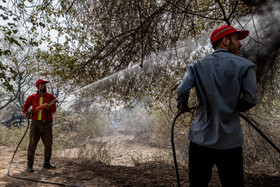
[238,66,259,112]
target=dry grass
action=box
[1,103,279,172]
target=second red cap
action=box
[35,79,49,87]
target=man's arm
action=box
[22,95,32,118]
[238,66,259,112]
[177,66,195,112]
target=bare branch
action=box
[215,0,230,25]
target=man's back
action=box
[178,49,258,149]
[178,25,258,187]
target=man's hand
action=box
[45,103,51,109]
[23,113,31,119]
[45,99,57,109]
[177,95,191,113]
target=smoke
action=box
[69,1,280,111]
[236,1,280,99]
[239,1,280,59]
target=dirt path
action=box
[1,134,280,186]
[56,134,171,166]
[93,134,171,166]
[0,144,186,187]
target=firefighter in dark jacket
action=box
[177,25,258,186]
[23,79,57,172]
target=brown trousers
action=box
[27,120,53,163]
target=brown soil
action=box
[1,134,280,187]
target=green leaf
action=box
[6,31,12,35]
[7,22,16,27]
[0,14,8,20]
[29,41,39,46]
[18,3,24,9]
[0,49,11,56]
[19,37,27,41]
[39,22,45,28]
[3,50,11,55]
[9,37,22,48]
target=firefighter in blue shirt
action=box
[177,25,258,187]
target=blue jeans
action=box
[189,142,244,187]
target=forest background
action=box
[0,0,280,185]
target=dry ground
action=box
[1,134,280,187]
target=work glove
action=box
[177,95,190,113]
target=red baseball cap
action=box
[35,79,49,87]
[210,25,249,45]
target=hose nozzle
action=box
[26,99,58,116]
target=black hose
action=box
[171,111,183,187]
[171,111,280,187]
[7,118,30,177]
[7,118,80,187]
[239,113,280,154]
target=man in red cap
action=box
[177,25,258,186]
[23,79,57,172]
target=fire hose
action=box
[171,109,280,187]
[7,100,79,187]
